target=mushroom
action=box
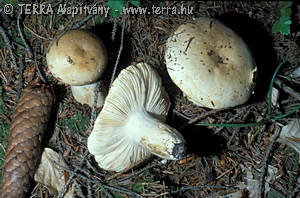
[87,63,185,172]
[165,17,257,109]
[46,29,107,107]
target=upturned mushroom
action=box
[165,17,257,109]
[46,29,107,107]
[88,63,185,172]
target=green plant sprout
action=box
[107,0,140,18]
[197,57,300,134]
[272,1,292,35]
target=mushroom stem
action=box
[126,109,185,160]
[71,81,106,108]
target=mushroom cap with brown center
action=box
[165,17,257,109]
[46,30,107,86]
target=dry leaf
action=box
[277,119,300,153]
[271,87,280,107]
[34,148,74,198]
[239,164,278,198]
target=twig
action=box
[111,18,118,42]
[87,180,92,198]
[187,109,221,125]
[178,109,222,130]
[171,185,239,194]
[56,150,89,198]
[55,163,142,198]
[73,1,105,28]
[215,167,234,180]
[74,180,85,198]
[274,79,300,102]
[33,43,47,83]
[0,143,6,155]
[258,127,280,198]
[73,14,96,29]
[116,162,158,184]
[213,112,242,134]
[0,65,8,84]
[85,156,107,178]
[74,162,112,197]
[10,55,25,115]
[72,1,105,29]
[109,16,127,87]
[288,182,300,198]
[17,12,33,58]
[173,109,191,121]
[23,24,49,40]
[0,25,18,72]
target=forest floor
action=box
[0,1,299,198]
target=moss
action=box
[59,111,88,134]
[0,87,11,185]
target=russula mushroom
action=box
[165,17,257,109]
[87,63,185,172]
[46,29,107,107]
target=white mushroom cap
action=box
[46,29,108,107]
[46,29,107,86]
[71,81,106,108]
[165,17,257,109]
[88,63,185,172]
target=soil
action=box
[0,1,299,198]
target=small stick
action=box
[109,16,128,87]
[173,109,191,121]
[183,37,194,54]
[171,185,239,194]
[74,180,85,198]
[274,79,300,102]
[23,24,49,40]
[213,112,242,134]
[116,163,158,184]
[178,109,222,130]
[111,18,118,42]
[258,127,280,198]
[288,182,300,198]
[72,1,104,29]
[73,14,95,29]
[55,162,142,198]
[0,25,18,72]
[87,180,92,198]
[34,43,47,83]
[56,150,89,198]
[17,12,33,58]
[10,55,25,115]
